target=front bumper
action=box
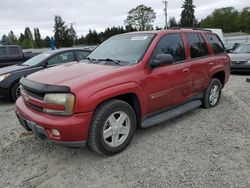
[15,97,93,147]
[230,64,250,72]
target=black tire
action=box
[11,82,21,102]
[88,99,137,156]
[202,78,222,109]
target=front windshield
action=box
[23,51,53,66]
[233,44,250,53]
[87,34,155,65]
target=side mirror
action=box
[150,54,174,68]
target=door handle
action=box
[209,62,214,67]
[182,68,189,73]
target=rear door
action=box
[143,33,192,114]
[185,33,211,94]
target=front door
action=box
[142,33,192,114]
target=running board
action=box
[141,100,202,128]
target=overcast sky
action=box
[0,0,249,38]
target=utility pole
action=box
[163,0,168,29]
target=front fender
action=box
[74,82,147,116]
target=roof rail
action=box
[170,27,212,32]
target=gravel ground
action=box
[0,75,249,188]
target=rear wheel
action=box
[88,99,136,156]
[202,78,222,108]
[11,82,21,101]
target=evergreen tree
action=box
[43,36,51,48]
[21,27,33,48]
[169,17,178,28]
[68,24,77,46]
[8,31,17,45]
[34,28,42,48]
[0,35,10,45]
[54,15,69,48]
[180,0,196,27]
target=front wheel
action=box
[11,82,21,101]
[88,99,136,156]
[202,78,222,108]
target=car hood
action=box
[27,62,125,88]
[228,53,250,61]
[0,65,29,75]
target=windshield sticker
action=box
[131,36,148,41]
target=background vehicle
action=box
[225,42,241,53]
[16,29,230,155]
[0,45,40,68]
[228,43,250,72]
[0,48,91,101]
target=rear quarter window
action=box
[9,47,21,55]
[206,34,225,54]
[0,47,7,56]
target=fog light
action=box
[51,129,60,136]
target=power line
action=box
[162,0,168,29]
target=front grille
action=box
[21,86,44,112]
[231,60,246,64]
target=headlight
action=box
[43,93,75,115]
[248,60,250,64]
[0,74,10,82]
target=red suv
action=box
[16,29,230,155]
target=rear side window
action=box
[0,47,7,56]
[206,34,225,54]
[187,33,209,58]
[48,52,74,65]
[9,47,20,55]
[151,33,185,62]
[76,50,90,61]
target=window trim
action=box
[148,33,187,67]
[205,33,225,55]
[186,32,210,60]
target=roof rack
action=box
[170,27,212,32]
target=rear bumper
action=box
[15,97,93,147]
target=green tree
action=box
[54,15,70,48]
[20,27,33,48]
[124,4,156,31]
[68,24,77,46]
[34,28,42,48]
[0,35,10,45]
[200,7,239,33]
[43,36,51,48]
[169,17,178,28]
[8,31,17,45]
[237,7,250,33]
[180,0,196,27]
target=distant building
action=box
[224,32,250,44]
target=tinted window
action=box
[48,52,74,65]
[206,34,225,54]
[151,34,185,62]
[187,33,209,58]
[76,50,90,61]
[9,47,20,55]
[0,47,7,56]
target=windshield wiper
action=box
[97,58,124,66]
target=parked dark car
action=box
[228,43,250,72]
[0,48,91,101]
[0,45,41,68]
